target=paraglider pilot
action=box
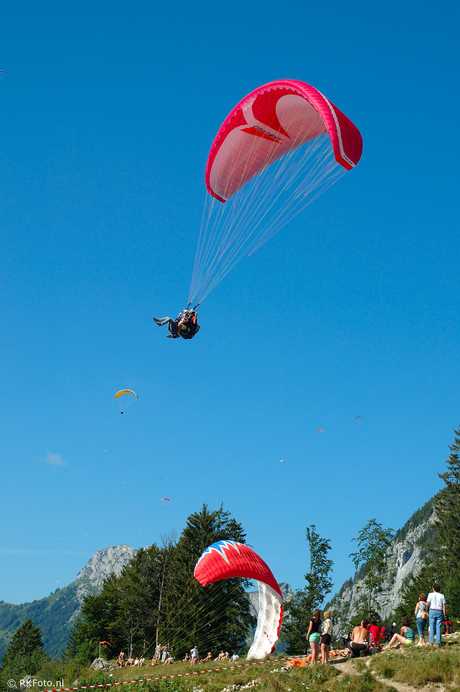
[153,308,200,340]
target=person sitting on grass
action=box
[348,619,370,657]
[182,653,191,662]
[148,656,157,666]
[214,651,225,661]
[202,652,212,662]
[384,617,415,648]
[163,655,174,665]
[368,618,381,647]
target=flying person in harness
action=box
[153,306,200,340]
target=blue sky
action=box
[1,0,459,606]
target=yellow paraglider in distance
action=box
[114,390,139,414]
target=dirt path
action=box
[326,654,444,692]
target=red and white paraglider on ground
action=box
[194,540,283,660]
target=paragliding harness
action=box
[382,624,395,643]
[442,616,453,634]
[168,304,200,340]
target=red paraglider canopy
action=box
[205,79,363,203]
[194,540,281,596]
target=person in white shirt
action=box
[427,583,446,646]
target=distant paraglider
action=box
[195,540,283,660]
[355,416,363,425]
[317,429,324,434]
[161,497,171,502]
[114,389,139,414]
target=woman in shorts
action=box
[306,609,322,665]
[384,617,415,648]
[321,611,332,664]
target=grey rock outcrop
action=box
[75,545,137,605]
[327,500,436,631]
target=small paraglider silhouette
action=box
[114,389,139,414]
[317,429,324,434]
[280,460,285,464]
[0,71,7,82]
[355,416,363,425]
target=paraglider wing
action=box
[355,416,363,420]
[114,389,139,413]
[114,389,139,400]
[194,540,283,660]
[189,79,362,307]
[161,497,171,502]
[205,79,363,203]
[317,429,323,433]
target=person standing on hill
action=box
[321,610,332,664]
[427,583,446,646]
[414,593,429,645]
[306,609,322,665]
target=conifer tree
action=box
[1,619,44,665]
[0,620,48,681]
[433,425,460,579]
[162,504,254,657]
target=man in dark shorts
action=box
[348,619,370,657]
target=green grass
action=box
[369,640,460,687]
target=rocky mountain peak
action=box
[74,544,137,604]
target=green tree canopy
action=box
[349,518,394,618]
[65,504,254,663]
[282,525,333,655]
[0,619,48,683]
[433,425,460,581]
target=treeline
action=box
[392,425,460,622]
[64,505,255,664]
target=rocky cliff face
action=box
[326,499,435,631]
[74,545,137,605]
[0,545,137,660]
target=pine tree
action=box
[1,620,44,665]
[162,504,254,657]
[0,620,48,681]
[433,425,460,579]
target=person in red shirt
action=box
[367,619,381,646]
